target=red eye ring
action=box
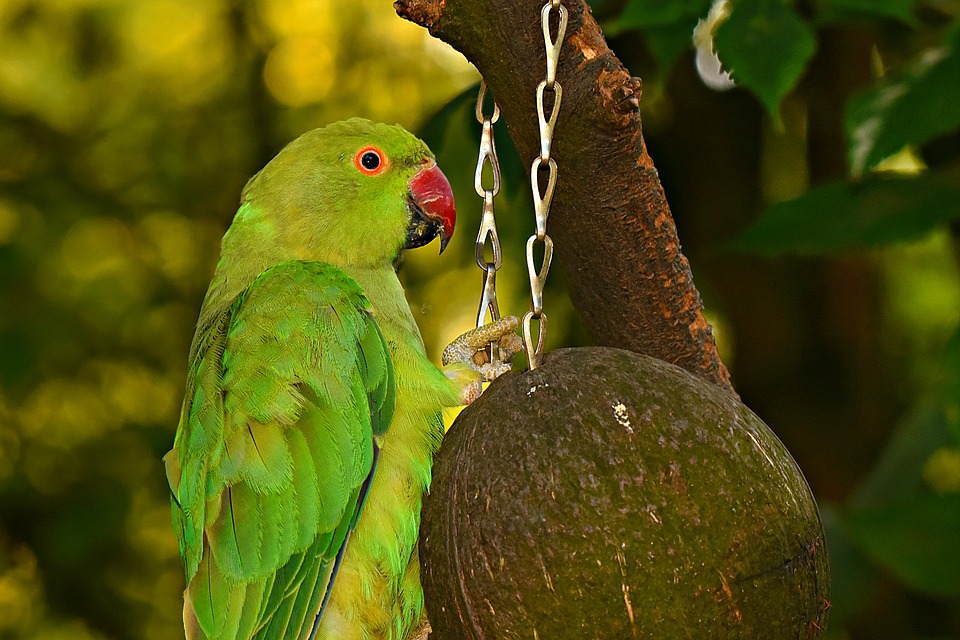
[354,146,387,175]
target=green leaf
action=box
[726,169,960,255]
[614,0,713,29]
[821,0,916,22]
[844,493,960,597]
[842,403,960,599]
[847,28,960,177]
[849,404,953,510]
[714,0,817,118]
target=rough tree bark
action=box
[395,0,735,395]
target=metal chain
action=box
[473,81,503,364]
[523,0,568,369]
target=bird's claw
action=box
[443,315,522,405]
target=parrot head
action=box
[230,118,456,270]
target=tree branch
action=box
[396,0,735,394]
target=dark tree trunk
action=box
[395,0,734,394]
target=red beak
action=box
[406,159,456,254]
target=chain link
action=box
[523,0,567,370]
[529,157,557,240]
[541,1,568,89]
[473,81,503,364]
[536,82,562,162]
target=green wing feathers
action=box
[164,261,396,640]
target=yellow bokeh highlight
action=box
[19,378,113,448]
[879,231,960,389]
[264,36,336,107]
[0,200,21,245]
[19,360,178,453]
[0,3,88,131]
[924,448,960,494]
[260,0,335,38]
[60,217,132,282]
[117,0,231,105]
[253,0,475,130]
[0,543,41,635]
[881,232,960,323]
[137,211,203,284]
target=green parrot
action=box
[164,118,519,640]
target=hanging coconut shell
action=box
[420,347,829,639]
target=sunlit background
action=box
[1,0,958,638]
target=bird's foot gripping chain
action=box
[443,315,523,405]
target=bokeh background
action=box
[0,0,958,638]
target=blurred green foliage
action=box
[0,0,958,638]
[0,1,477,637]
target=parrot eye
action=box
[355,147,386,175]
